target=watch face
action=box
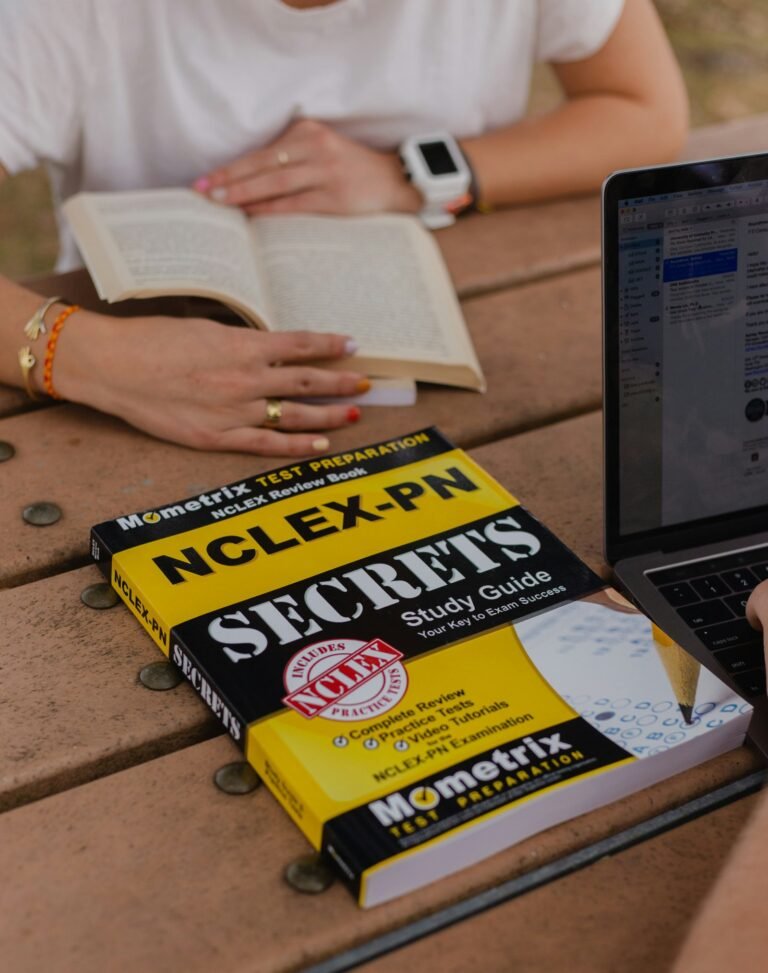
[418,140,459,176]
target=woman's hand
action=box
[52,310,368,455]
[194,119,422,217]
[746,580,768,669]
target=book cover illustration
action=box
[515,598,751,751]
[90,428,750,906]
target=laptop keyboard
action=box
[646,546,768,698]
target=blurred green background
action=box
[1,0,766,280]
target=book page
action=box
[251,214,474,364]
[64,190,270,323]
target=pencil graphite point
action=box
[651,623,700,725]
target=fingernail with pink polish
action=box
[193,177,211,192]
[344,339,359,356]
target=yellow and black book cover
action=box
[90,428,751,907]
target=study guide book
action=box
[89,429,750,907]
[63,189,485,392]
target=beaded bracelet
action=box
[42,304,80,400]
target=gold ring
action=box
[276,150,290,167]
[264,398,283,425]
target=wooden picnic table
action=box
[2,116,768,973]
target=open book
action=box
[63,190,485,392]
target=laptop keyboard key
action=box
[691,575,731,599]
[725,593,750,617]
[658,582,699,607]
[712,643,764,674]
[721,568,757,591]
[750,562,768,582]
[733,669,767,697]
[677,600,733,628]
[696,618,760,651]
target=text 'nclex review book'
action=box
[90,428,750,907]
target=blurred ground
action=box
[658,0,768,123]
[1,0,766,279]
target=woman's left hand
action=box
[193,119,422,217]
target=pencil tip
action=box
[679,703,694,725]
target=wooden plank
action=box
[0,563,219,812]
[439,195,601,299]
[0,413,606,811]
[362,794,761,973]
[671,787,768,972]
[680,113,768,165]
[0,268,603,588]
[0,735,759,973]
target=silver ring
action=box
[276,150,290,167]
[264,398,283,425]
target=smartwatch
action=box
[398,132,473,229]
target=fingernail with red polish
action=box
[347,406,361,423]
[193,177,211,192]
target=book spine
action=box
[89,525,113,581]
[91,524,172,658]
[92,524,253,751]
[168,636,248,748]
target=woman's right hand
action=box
[50,309,368,455]
[747,580,768,670]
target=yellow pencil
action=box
[651,622,701,724]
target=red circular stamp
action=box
[282,637,408,722]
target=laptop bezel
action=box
[603,151,768,567]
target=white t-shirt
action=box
[0,0,623,269]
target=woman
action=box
[0,0,688,455]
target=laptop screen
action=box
[603,154,768,560]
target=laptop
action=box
[602,151,768,753]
